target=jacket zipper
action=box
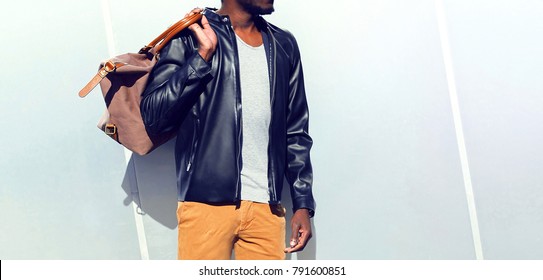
[267,26,278,202]
[227,19,243,201]
[186,116,199,172]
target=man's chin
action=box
[242,3,275,16]
[259,7,275,15]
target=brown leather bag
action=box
[79,13,202,155]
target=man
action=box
[140,0,314,260]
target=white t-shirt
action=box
[236,34,271,203]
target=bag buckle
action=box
[104,123,117,135]
[98,61,118,78]
[139,45,152,54]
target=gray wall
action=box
[1,0,542,259]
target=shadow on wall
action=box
[121,138,178,230]
[121,138,317,260]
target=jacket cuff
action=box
[292,195,315,218]
[188,53,212,79]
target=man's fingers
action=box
[187,15,212,41]
[189,21,213,47]
[284,230,300,253]
[201,14,211,28]
[289,223,301,247]
[188,18,209,39]
[284,234,307,253]
[189,7,202,16]
[188,23,203,37]
[185,7,202,19]
[285,222,311,253]
[186,13,216,62]
[295,230,310,250]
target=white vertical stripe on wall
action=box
[100,0,150,260]
[435,0,484,260]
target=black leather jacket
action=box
[141,9,314,215]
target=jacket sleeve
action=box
[284,35,316,217]
[141,33,213,135]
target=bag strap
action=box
[141,12,203,54]
[78,12,203,98]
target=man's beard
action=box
[239,0,274,15]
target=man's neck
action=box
[218,4,263,47]
[217,1,258,35]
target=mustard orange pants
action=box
[177,200,286,260]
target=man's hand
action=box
[187,8,217,62]
[284,208,312,253]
